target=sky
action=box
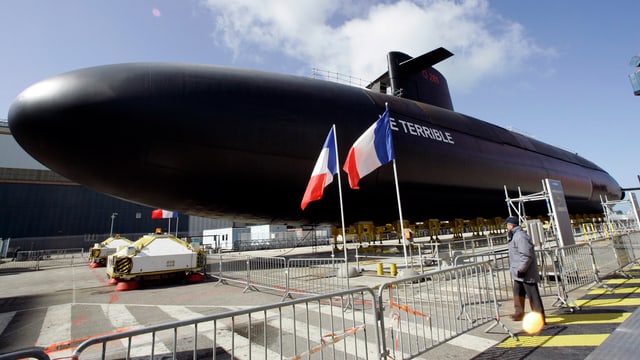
[1,0,639,194]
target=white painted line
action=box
[446,333,499,352]
[36,304,71,347]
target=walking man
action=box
[505,216,545,323]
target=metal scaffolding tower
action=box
[504,178,575,248]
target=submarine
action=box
[7,47,623,226]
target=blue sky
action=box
[1,0,639,193]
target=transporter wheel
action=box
[115,280,139,291]
[186,272,204,283]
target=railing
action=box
[210,254,348,299]
[0,248,88,271]
[69,287,382,359]
[377,260,516,359]
[4,230,640,359]
[48,259,514,359]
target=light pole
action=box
[629,55,640,96]
[109,212,118,237]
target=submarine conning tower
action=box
[367,47,454,111]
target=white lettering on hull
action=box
[390,117,455,144]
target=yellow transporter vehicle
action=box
[89,235,133,268]
[106,233,206,289]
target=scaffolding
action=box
[504,178,576,248]
[601,192,640,233]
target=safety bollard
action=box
[390,263,397,276]
[377,262,384,275]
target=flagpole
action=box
[386,102,409,269]
[332,124,351,288]
[175,216,179,237]
[392,159,409,268]
[383,101,408,269]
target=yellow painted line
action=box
[588,287,639,295]
[575,298,640,307]
[498,334,609,348]
[603,278,640,285]
[545,312,631,324]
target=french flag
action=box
[301,127,338,210]
[343,106,395,189]
[151,208,178,219]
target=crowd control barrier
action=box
[14,260,513,360]
[4,231,640,359]
[68,287,381,359]
[0,248,87,271]
[377,260,516,359]
[210,254,348,299]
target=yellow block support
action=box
[428,219,440,241]
[452,218,464,239]
[377,262,384,275]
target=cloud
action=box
[200,0,553,93]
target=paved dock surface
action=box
[1,254,640,359]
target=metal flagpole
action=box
[381,101,408,269]
[332,124,351,289]
[392,159,409,268]
[175,216,179,237]
[167,218,171,234]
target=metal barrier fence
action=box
[534,249,564,299]
[37,260,513,359]
[210,254,348,299]
[376,260,515,359]
[590,238,623,278]
[449,236,640,314]
[68,287,381,360]
[415,234,510,269]
[451,251,512,302]
[0,248,88,271]
[285,258,348,299]
[587,232,640,281]
[4,231,640,359]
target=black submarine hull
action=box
[7,62,623,225]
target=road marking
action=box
[36,304,71,347]
[575,298,640,307]
[44,328,132,356]
[545,312,631,324]
[588,287,638,295]
[101,304,171,357]
[159,305,283,358]
[447,333,499,352]
[497,334,609,348]
[603,278,640,285]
